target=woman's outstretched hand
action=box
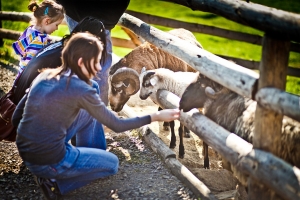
[150,109,180,122]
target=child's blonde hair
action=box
[28,0,65,25]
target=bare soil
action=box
[0,62,245,200]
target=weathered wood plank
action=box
[162,0,300,43]
[255,88,300,122]
[156,89,300,200]
[118,13,259,98]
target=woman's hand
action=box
[150,109,180,122]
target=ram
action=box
[179,74,300,185]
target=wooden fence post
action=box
[249,33,290,199]
[0,0,3,46]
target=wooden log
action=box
[0,2,3,47]
[251,34,290,199]
[1,10,300,53]
[2,27,299,78]
[119,104,217,200]
[126,10,300,54]
[0,28,20,40]
[165,158,218,200]
[0,11,67,25]
[218,55,300,77]
[119,104,176,160]
[255,88,300,122]
[161,0,300,43]
[156,89,300,200]
[0,28,61,42]
[118,13,259,98]
[0,11,31,22]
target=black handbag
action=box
[0,87,17,142]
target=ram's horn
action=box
[111,67,140,95]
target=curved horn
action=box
[111,67,140,95]
[205,86,230,99]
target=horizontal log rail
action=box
[119,13,259,98]
[117,13,300,122]
[0,28,137,49]
[255,88,300,121]
[126,10,300,53]
[155,89,300,200]
[162,0,300,43]
[2,26,300,77]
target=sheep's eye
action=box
[114,87,122,93]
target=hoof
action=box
[184,132,190,138]
[169,144,176,149]
[179,154,184,159]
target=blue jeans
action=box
[24,109,119,195]
[65,15,112,106]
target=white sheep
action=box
[139,67,210,163]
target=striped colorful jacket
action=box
[12,25,51,75]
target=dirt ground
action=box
[0,61,246,199]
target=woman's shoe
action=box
[34,176,61,200]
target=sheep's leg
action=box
[184,126,190,138]
[178,123,185,159]
[169,120,176,149]
[158,107,170,131]
[203,141,210,169]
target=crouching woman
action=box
[12,32,180,199]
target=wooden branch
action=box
[255,88,300,122]
[118,13,259,99]
[161,0,300,43]
[156,89,300,200]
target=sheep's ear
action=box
[141,66,147,73]
[150,76,158,86]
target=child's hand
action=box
[150,109,180,122]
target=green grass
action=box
[1,0,300,94]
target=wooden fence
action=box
[0,9,300,77]
[1,1,300,199]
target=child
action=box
[13,32,180,199]
[12,0,65,79]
